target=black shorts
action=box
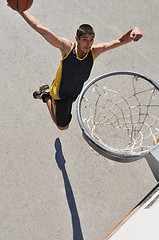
[51,97,77,127]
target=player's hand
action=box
[130,27,143,42]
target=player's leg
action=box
[33,85,62,128]
[45,98,69,130]
[50,98,75,130]
[33,85,74,130]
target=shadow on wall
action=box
[55,138,84,240]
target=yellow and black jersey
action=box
[50,43,95,100]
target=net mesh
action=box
[80,74,159,153]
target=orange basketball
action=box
[7,0,33,12]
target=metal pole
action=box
[145,147,159,182]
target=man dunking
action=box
[8,7,143,130]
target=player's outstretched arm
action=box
[93,27,143,59]
[19,11,72,54]
[7,1,72,56]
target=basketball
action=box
[7,0,33,12]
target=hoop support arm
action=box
[146,147,159,182]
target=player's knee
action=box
[57,125,69,130]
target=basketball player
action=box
[8,7,143,130]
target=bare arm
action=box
[93,27,143,59]
[19,11,72,56]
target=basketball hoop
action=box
[77,71,159,181]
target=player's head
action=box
[76,24,95,39]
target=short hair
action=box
[76,24,95,39]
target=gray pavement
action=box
[1,0,159,239]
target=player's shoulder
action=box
[59,38,73,57]
[91,44,103,59]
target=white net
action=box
[80,74,159,154]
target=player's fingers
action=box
[131,33,143,42]
[134,34,143,41]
